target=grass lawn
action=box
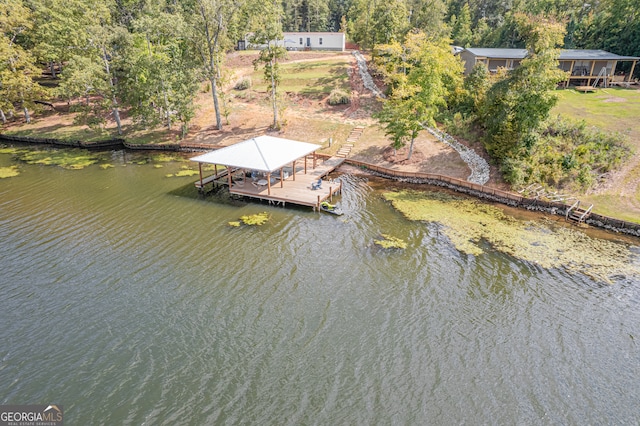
[553,87,640,132]
[250,57,351,97]
[552,87,640,222]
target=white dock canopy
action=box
[190,135,321,172]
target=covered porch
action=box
[558,50,639,88]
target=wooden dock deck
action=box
[201,157,346,209]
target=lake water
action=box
[1,148,639,424]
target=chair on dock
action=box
[311,178,322,190]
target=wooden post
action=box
[292,160,296,181]
[304,157,307,174]
[588,61,596,85]
[629,60,637,83]
[567,60,575,87]
[329,186,332,202]
[609,60,617,87]
[280,169,284,187]
[267,172,271,195]
[198,163,203,188]
[313,152,317,169]
[227,168,232,187]
[317,195,320,211]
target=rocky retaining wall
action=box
[0,134,180,151]
[345,159,640,237]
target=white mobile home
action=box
[282,32,345,51]
[240,32,345,52]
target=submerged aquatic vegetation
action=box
[17,149,99,170]
[100,164,115,169]
[0,147,24,155]
[166,169,199,178]
[239,212,270,226]
[228,221,241,227]
[374,234,407,249]
[0,166,20,178]
[203,164,221,172]
[150,153,185,163]
[383,190,638,283]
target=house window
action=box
[319,38,323,45]
[299,38,303,45]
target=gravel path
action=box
[352,50,490,185]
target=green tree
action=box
[481,14,567,177]
[376,31,464,160]
[348,0,408,50]
[30,0,90,79]
[450,3,472,47]
[251,1,287,129]
[121,5,198,136]
[371,0,408,45]
[408,0,448,39]
[452,62,491,118]
[85,5,130,135]
[185,0,246,131]
[306,0,330,31]
[328,0,352,32]
[347,0,378,49]
[573,0,640,76]
[0,0,48,123]
[57,55,107,108]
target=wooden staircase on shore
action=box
[336,126,364,158]
[566,200,593,224]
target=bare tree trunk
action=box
[149,37,172,131]
[161,81,171,130]
[0,109,6,124]
[112,96,122,134]
[50,61,57,78]
[408,133,416,160]
[102,46,122,135]
[210,75,222,130]
[271,60,278,128]
[23,106,31,124]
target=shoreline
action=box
[3,133,640,237]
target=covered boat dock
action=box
[190,136,344,209]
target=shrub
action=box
[328,89,350,105]
[503,117,631,192]
[234,77,252,90]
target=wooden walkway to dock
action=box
[200,156,346,209]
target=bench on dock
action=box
[194,168,238,190]
[194,174,217,189]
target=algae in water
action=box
[374,234,407,249]
[17,149,99,170]
[383,189,638,283]
[238,212,270,226]
[166,169,199,178]
[0,166,20,178]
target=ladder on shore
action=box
[592,67,607,88]
[566,200,593,224]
